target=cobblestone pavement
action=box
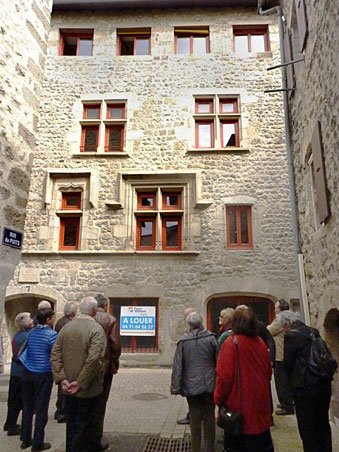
[1,367,339,451]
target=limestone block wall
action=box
[0,0,52,343]
[7,6,299,365]
[280,0,339,420]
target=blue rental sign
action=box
[120,306,156,336]
[2,228,23,249]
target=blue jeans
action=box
[21,369,53,446]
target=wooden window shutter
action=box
[284,28,295,90]
[295,0,308,52]
[311,121,330,223]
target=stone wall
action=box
[0,0,52,352]
[6,6,299,365]
[280,0,339,421]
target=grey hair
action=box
[94,293,109,308]
[38,300,51,310]
[14,312,32,330]
[279,310,301,328]
[187,313,203,329]
[80,296,98,315]
[64,302,77,316]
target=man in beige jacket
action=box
[51,297,106,452]
[267,299,294,415]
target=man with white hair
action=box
[171,313,218,452]
[33,301,52,327]
[54,303,77,423]
[51,296,106,452]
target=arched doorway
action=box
[207,295,275,334]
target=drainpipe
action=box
[258,2,310,324]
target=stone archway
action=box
[324,308,339,420]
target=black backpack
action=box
[307,329,337,380]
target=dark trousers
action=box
[187,393,215,452]
[5,376,23,432]
[65,394,101,452]
[21,369,53,447]
[55,383,66,419]
[274,361,294,410]
[89,372,113,445]
[224,429,274,452]
[293,381,332,452]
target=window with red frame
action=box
[59,31,93,56]
[117,29,151,55]
[219,98,238,113]
[105,125,124,152]
[59,217,80,250]
[221,120,239,147]
[137,193,156,210]
[226,205,253,249]
[162,217,182,250]
[83,104,101,119]
[195,99,214,114]
[233,27,269,54]
[136,217,156,250]
[175,27,209,55]
[80,126,99,152]
[162,192,181,210]
[195,121,214,148]
[106,103,125,119]
[61,192,81,210]
[110,298,158,353]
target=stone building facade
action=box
[5,1,299,366]
[0,0,52,360]
[276,0,339,421]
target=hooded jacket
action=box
[171,328,218,397]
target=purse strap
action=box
[233,335,242,411]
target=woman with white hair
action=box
[3,312,33,436]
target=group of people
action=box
[4,295,121,452]
[171,302,336,452]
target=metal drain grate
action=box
[141,436,191,452]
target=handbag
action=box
[217,335,244,436]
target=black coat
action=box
[284,321,324,389]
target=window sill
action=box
[21,250,200,256]
[73,152,130,157]
[187,147,250,153]
[56,210,82,216]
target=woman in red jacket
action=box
[214,307,274,452]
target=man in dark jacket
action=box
[281,310,334,452]
[93,294,121,451]
[54,302,77,422]
[171,313,217,452]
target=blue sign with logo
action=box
[120,306,156,336]
[2,228,23,249]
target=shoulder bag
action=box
[217,335,244,436]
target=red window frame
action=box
[137,193,157,210]
[195,99,214,114]
[195,120,214,148]
[104,125,124,152]
[110,298,159,353]
[175,32,210,54]
[162,216,182,251]
[117,35,151,56]
[220,120,240,147]
[226,205,253,249]
[136,217,156,251]
[219,98,238,113]
[59,32,93,56]
[80,125,99,152]
[106,103,126,119]
[83,104,101,119]
[61,192,81,210]
[59,217,80,250]
[233,27,269,53]
[162,192,182,210]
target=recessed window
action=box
[195,121,214,148]
[81,126,99,152]
[107,104,125,119]
[105,125,124,152]
[59,31,93,56]
[136,217,156,250]
[162,192,181,210]
[175,27,209,55]
[195,99,214,114]
[233,27,269,55]
[220,98,238,113]
[117,29,151,55]
[137,193,156,210]
[61,192,81,210]
[226,205,253,249]
[83,104,101,119]
[59,217,80,250]
[162,217,182,251]
[221,120,239,147]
